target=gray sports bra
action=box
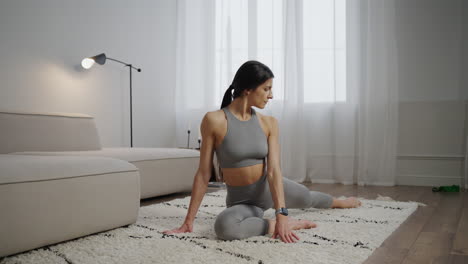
[215,107,268,168]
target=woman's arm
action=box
[163,113,216,234]
[266,117,286,211]
[266,116,298,243]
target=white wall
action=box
[464,0,468,101]
[0,0,177,147]
[395,0,468,186]
[397,0,464,102]
[1,0,467,186]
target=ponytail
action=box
[220,61,274,109]
[220,85,235,109]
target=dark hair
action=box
[220,60,274,109]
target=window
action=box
[214,0,249,105]
[215,0,346,104]
[303,0,346,103]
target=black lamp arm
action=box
[107,57,142,72]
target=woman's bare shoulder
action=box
[203,109,226,127]
[256,111,277,127]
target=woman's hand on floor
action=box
[272,215,300,243]
[162,221,193,234]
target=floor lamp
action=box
[82,53,141,147]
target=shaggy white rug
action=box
[1,191,421,264]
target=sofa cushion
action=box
[0,154,138,185]
[0,111,101,154]
[12,147,200,162]
[11,148,201,199]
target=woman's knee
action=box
[283,180,314,208]
[308,191,333,208]
[214,212,243,240]
[214,205,266,240]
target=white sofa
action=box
[14,148,200,199]
[0,154,140,257]
[0,110,200,257]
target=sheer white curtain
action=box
[175,0,399,186]
[293,0,399,185]
[174,0,216,148]
[351,0,399,185]
[277,0,307,182]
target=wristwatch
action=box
[275,207,288,216]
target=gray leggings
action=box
[214,173,333,240]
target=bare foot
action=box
[332,197,362,208]
[267,217,317,235]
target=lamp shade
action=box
[81,53,107,69]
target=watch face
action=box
[276,208,288,216]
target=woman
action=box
[164,61,361,243]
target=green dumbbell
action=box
[432,185,460,192]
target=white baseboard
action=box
[309,179,354,185]
[309,179,394,186]
[310,176,463,187]
[309,176,464,187]
[397,174,462,187]
[357,181,395,187]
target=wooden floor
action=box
[140,184,468,264]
